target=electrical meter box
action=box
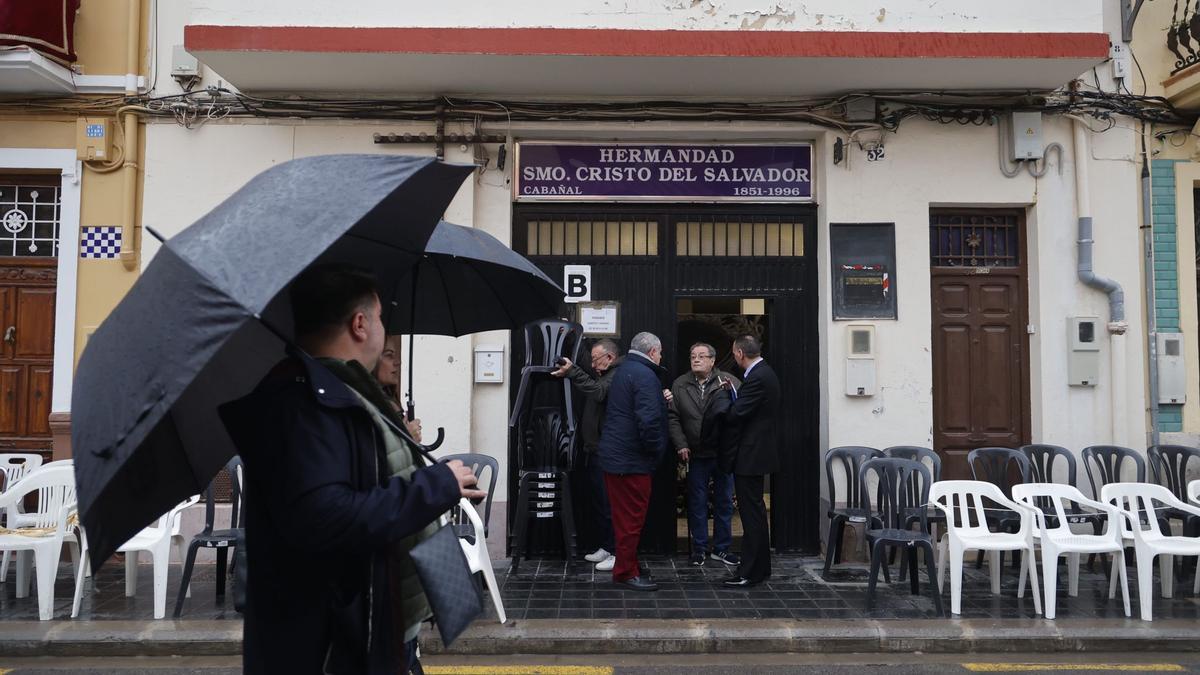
[474,344,504,383]
[75,118,112,161]
[845,324,876,396]
[1010,111,1044,161]
[1068,316,1100,386]
[1157,333,1186,404]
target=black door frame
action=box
[510,203,821,554]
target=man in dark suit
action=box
[722,334,780,587]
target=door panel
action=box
[26,366,52,436]
[0,366,23,435]
[13,287,55,359]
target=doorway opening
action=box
[673,296,770,552]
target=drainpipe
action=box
[1142,138,1162,447]
[118,0,141,271]
[1072,119,1129,445]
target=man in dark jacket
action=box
[220,264,484,674]
[597,331,669,592]
[668,342,740,568]
[722,334,781,588]
[552,338,620,570]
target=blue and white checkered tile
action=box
[80,226,122,259]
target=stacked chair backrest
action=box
[967,447,1031,499]
[825,446,882,509]
[1082,446,1145,500]
[859,457,931,531]
[1147,445,1200,501]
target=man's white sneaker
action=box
[584,548,611,563]
[595,555,616,571]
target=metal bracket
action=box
[1121,0,1145,43]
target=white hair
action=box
[630,331,661,354]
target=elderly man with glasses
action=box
[668,342,741,568]
[552,338,621,570]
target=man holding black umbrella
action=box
[220,264,485,674]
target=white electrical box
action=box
[1068,316,1100,386]
[845,325,876,397]
[1157,333,1187,404]
[1010,112,1044,161]
[474,344,504,383]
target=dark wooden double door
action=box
[511,204,821,554]
[0,260,56,457]
[930,211,1031,479]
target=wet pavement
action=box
[2,553,1198,623]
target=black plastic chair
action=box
[508,319,584,432]
[859,457,943,616]
[509,408,578,572]
[822,446,883,575]
[1148,445,1200,577]
[967,447,1031,569]
[882,446,943,580]
[440,452,499,540]
[174,458,243,618]
[1019,444,1098,525]
[1081,445,1146,496]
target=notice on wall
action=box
[577,301,620,337]
[515,143,813,202]
[831,223,897,320]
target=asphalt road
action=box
[3,654,1200,674]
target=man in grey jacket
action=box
[552,338,620,570]
[668,342,741,568]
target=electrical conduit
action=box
[1072,119,1128,445]
[119,0,141,270]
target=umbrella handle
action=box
[421,427,445,452]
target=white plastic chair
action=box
[71,495,201,619]
[0,452,44,583]
[454,497,506,624]
[931,480,1042,616]
[0,463,76,620]
[1190,480,1199,507]
[1012,483,1130,620]
[1102,482,1200,620]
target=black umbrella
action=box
[72,154,473,568]
[385,221,563,433]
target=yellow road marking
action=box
[424,662,609,667]
[963,665,1185,672]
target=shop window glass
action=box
[675,220,803,257]
[525,220,659,256]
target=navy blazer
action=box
[597,351,669,474]
[219,351,461,675]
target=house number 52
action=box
[866,145,886,162]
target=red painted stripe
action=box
[185,26,1109,60]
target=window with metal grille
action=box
[0,179,60,258]
[929,212,1020,268]
[675,219,804,257]
[525,220,658,256]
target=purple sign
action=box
[515,143,813,202]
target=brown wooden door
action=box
[930,211,1030,480]
[0,260,56,456]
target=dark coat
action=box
[726,360,782,476]
[667,370,740,460]
[597,352,669,475]
[566,358,620,454]
[219,351,461,675]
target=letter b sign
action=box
[563,264,591,303]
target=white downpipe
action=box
[1072,119,1129,445]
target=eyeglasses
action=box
[690,354,714,360]
[591,353,613,363]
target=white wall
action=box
[187,0,1103,33]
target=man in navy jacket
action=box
[596,331,669,591]
[221,265,484,674]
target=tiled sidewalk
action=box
[2,554,1198,623]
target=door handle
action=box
[3,326,13,344]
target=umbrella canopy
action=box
[72,154,473,567]
[384,220,564,427]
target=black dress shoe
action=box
[615,576,659,592]
[722,576,759,587]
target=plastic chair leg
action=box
[151,547,169,620]
[1159,554,1174,599]
[33,544,59,621]
[15,550,30,598]
[1135,549,1156,621]
[71,550,89,619]
[1108,552,1121,599]
[921,541,943,616]
[173,540,202,618]
[559,473,577,571]
[949,543,964,615]
[1067,552,1080,597]
[0,550,9,583]
[1041,548,1058,620]
[866,539,885,610]
[1025,546,1042,616]
[173,537,190,598]
[989,550,1002,595]
[1017,549,1028,598]
[936,536,948,594]
[215,547,228,598]
[1114,552,1131,617]
[509,474,533,573]
[125,550,139,597]
[823,517,841,574]
[907,547,919,595]
[478,551,507,624]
